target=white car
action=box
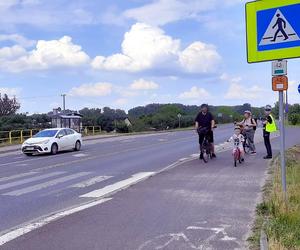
[22,128,82,156]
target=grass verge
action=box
[248,146,300,250]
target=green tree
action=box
[0,94,20,116]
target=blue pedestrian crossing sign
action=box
[246,0,300,63]
[258,9,300,49]
[298,84,300,94]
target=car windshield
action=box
[33,130,58,138]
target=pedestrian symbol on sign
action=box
[259,9,300,46]
[271,13,288,42]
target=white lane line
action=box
[179,158,188,162]
[3,172,91,196]
[73,153,88,158]
[16,164,28,167]
[80,172,155,198]
[158,139,167,142]
[0,172,65,191]
[0,198,112,246]
[0,172,38,183]
[70,175,112,188]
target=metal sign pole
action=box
[279,90,287,202]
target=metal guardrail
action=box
[0,126,102,145]
[0,129,41,145]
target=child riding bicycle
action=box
[228,126,245,166]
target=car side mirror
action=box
[57,134,64,139]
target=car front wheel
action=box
[74,141,81,151]
[51,143,58,155]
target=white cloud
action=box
[130,79,159,90]
[220,73,241,83]
[69,82,112,97]
[179,86,211,99]
[92,23,221,75]
[0,87,21,96]
[179,42,221,73]
[123,0,214,26]
[0,34,36,47]
[123,0,243,26]
[0,0,19,11]
[225,82,265,100]
[0,45,27,59]
[0,1,96,30]
[0,36,90,72]
[92,23,180,72]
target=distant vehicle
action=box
[22,128,82,156]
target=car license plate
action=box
[27,147,34,150]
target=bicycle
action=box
[242,130,252,154]
[234,122,251,154]
[233,139,244,167]
[197,127,212,163]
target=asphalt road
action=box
[0,125,299,250]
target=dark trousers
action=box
[263,130,272,157]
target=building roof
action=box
[50,113,83,119]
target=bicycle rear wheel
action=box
[244,140,251,154]
[233,149,240,167]
[202,149,209,163]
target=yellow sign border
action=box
[246,0,300,63]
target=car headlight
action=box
[23,141,29,145]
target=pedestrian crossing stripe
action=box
[259,9,300,46]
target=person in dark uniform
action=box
[263,105,277,159]
[195,104,216,159]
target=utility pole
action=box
[61,94,66,112]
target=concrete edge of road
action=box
[0,128,195,155]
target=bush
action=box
[116,121,132,133]
[289,113,300,125]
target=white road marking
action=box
[3,172,91,196]
[80,172,155,198]
[158,139,167,142]
[70,176,112,188]
[0,172,38,183]
[72,153,88,158]
[0,198,112,246]
[0,172,65,191]
[179,158,188,162]
[16,164,29,167]
[120,139,134,143]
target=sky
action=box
[0,0,299,114]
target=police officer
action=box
[263,105,277,159]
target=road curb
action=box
[260,228,269,250]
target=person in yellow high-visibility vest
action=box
[263,105,277,159]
